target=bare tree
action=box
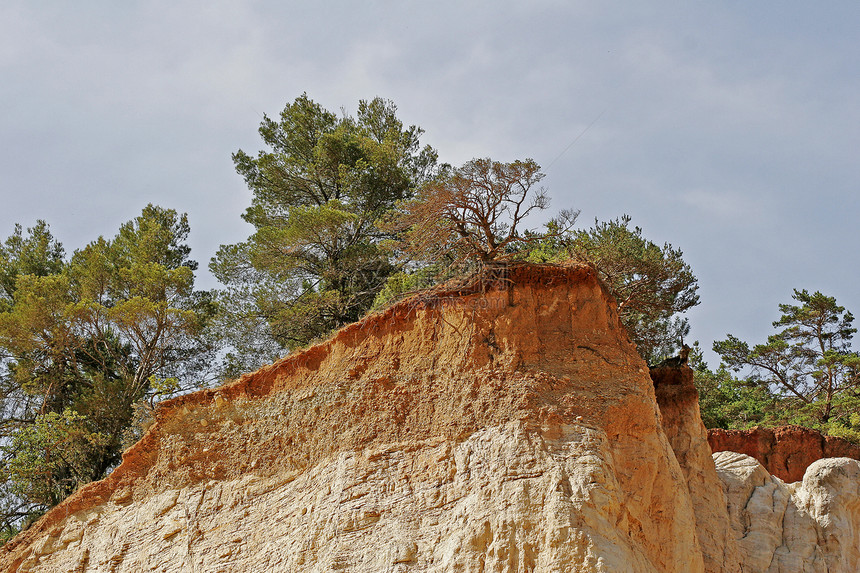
[390,158,573,265]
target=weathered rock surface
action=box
[1,264,857,572]
[715,451,860,572]
[1,266,705,572]
[651,365,741,573]
[709,425,860,483]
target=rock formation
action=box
[715,451,860,571]
[709,425,860,483]
[650,365,740,573]
[1,264,858,572]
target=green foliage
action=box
[208,243,288,378]
[0,206,215,528]
[523,215,699,363]
[212,94,437,367]
[713,289,860,433]
[691,345,775,429]
[2,409,109,506]
[826,407,860,443]
[0,221,65,309]
[370,265,449,310]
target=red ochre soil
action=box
[708,425,860,483]
[649,360,860,485]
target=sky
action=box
[2,1,859,367]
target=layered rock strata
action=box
[650,365,740,573]
[709,425,860,483]
[2,265,711,572]
[3,264,858,572]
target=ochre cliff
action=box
[709,425,860,483]
[2,264,858,572]
[650,365,740,573]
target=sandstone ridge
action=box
[1,264,858,572]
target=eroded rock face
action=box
[715,451,860,572]
[1,265,706,572]
[4,264,859,572]
[651,366,741,573]
[709,425,860,483]
[10,425,693,572]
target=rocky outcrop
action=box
[651,365,741,573]
[2,263,858,572]
[709,425,860,483]
[715,451,860,571]
[0,265,708,572]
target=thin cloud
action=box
[679,189,770,225]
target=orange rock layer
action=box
[708,425,860,483]
[8,263,860,572]
[2,264,717,572]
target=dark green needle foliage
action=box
[713,290,860,439]
[211,94,438,374]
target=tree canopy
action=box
[386,158,576,266]
[712,290,860,436]
[211,94,438,374]
[0,207,214,535]
[212,97,699,371]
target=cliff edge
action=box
[1,264,857,572]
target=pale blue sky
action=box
[2,1,859,366]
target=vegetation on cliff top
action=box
[210,94,700,370]
[0,207,216,538]
[210,94,439,377]
[2,92,851,539]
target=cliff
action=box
[2,264,858,572]
[709,425,860,483]
[650,365,740,573]
[656,369,860,571]
[714,451,860,571]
